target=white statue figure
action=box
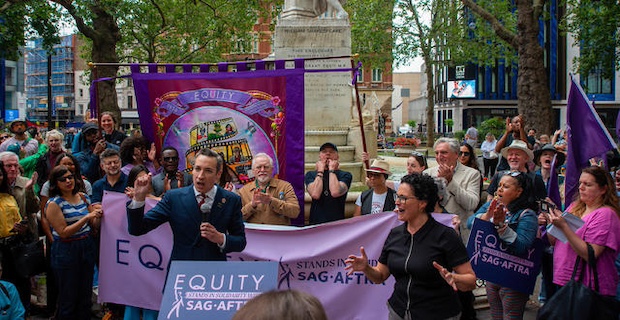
[282,0,349,19]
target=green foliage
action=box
[453,0,518,67]
[117,0,267,63]
[0,1,61,59]
[407,120,416,129]
[479,117,505,141]
[345,0,393,69]
[454,130,465,141]
[564,0,620,78]
[444,118,454,127]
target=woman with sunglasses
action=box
[46,165,101,319]
[458,142,479,171]
[354,159,396,217]
[475,170,538,319]
[346,173,476,320]
[39,153,92,317]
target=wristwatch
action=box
[494,222,505,230]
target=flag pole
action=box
[351,56,369,170]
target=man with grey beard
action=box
[239,153,300,225]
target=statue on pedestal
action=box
[282,0,348,19]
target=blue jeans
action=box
[51,236,96,320]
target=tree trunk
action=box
[516,1,553,135]
[90,7,121,122]
[425,65,435,145]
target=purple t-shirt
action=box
[553,206,620,296]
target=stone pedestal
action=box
[274,19,352,130]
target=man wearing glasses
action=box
[151,147,192,197]
[239,153,300,225]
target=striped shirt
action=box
[50,194,91,240]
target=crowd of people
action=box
[0,112,618,320]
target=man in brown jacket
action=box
[239,153,300,225]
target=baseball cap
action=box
[319,142,338,152]
[81,123,99,134]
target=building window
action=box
[583,69,612,95]
[78,104,84,115]
[371,68,383,83]
[357,69,363,83]
[127,97,133,109]
[401,88,410,97]
[79,89,83,97]
[252,34,259,54]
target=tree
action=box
[0,0,61,59]
[394,0,462,144]
[4,0,270,122]
[461,0,553,135]
[564,0,620,79]
[117,0,268,63]
[344,0,393,70]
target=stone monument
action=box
[275,0,352,131]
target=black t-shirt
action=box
[304,170,352,225]
[379,217,469,319]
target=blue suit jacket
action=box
[127,186,246,261]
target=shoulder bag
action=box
[10,238,46,278]
[537,243,619,320]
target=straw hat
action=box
[500,140,534,161]
[365,159,391,175]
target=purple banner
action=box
[131,68,306,225]
[98,192,401,320]
[467,219,542,294]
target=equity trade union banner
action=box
[99,192,400,320]
[130,62,306,225]
[467,218,543,294]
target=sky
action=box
[393,57,424,73]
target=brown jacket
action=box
[239,178,300,225]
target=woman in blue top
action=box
[476,171,538,319]
[46,165,102,320]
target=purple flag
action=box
[565,76,617,207]
[547,154,562,209]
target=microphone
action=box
[200,203,210,222]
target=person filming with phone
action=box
[151,147,192,197]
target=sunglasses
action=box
[505,171,523,177]
[0,136,8,140]
[57,175,75,182]
[163,156,179,162]
[366,172,384,178]
[411,151,424,157]
[459,151,471,157]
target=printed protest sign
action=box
[158,261,278,320]
[467,218,542,294]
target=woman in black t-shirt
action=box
[346,173,476,320]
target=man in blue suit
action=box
[127,148,246,261]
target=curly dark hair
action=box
[400,173,438,214]
[119,136,148,165]
[48,165,80,197]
